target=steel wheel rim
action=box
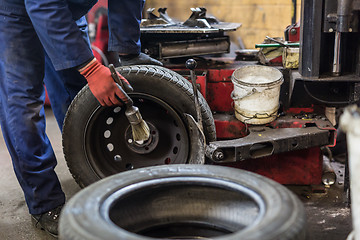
[83,93,189,178]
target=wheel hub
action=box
[124,121,159,154]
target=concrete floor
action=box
[0,108,353,239]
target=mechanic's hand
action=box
[79,58,130,106]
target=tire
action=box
[59,165,307,240]
[62,65,216,188]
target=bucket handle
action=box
[231,88,257,100]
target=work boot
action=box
[31,205,63,238]
[119,52,163,66]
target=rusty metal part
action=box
[150,37,230,59]
[158,8,175,24]
[140,7,240,59]
[141,8,174,27]
[141,22,240,34]
[183,7,214,28]
[125,122,159,154]
[206,126,331,163]
[140,7,240,33]
[235,49,259,61]
[213,113,249,140]
[205,115,336,163]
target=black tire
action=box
[62,65,216,188]
[59,165,307,240]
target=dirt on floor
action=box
[288,161,352,239]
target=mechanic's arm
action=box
[25,0,129,106]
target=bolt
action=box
[214,150,224,160]
[128,139,133,144]
[290,28,297,35]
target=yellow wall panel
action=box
[144,0,302,49]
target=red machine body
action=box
[180,66,331,185]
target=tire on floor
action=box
[59,164,307,240]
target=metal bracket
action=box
[158,8,175,24]
[141,8,174,27]
[206,115,336,163]
[185,113,205,164]
[206,126,332,163]
[183,7,219,28]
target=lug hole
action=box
[113,107,121,113]
[107,143,114,152]
[104,130,111,138]
[106,117,114,125]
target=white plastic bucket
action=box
[231,65,283,125]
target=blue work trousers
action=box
[108,0,145,54]
[0,3,66,215]
[0,0,144,215]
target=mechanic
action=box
[0,0,161,237]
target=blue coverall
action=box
[0,0,145,215]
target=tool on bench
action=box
[109,64,150,142]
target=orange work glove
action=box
[79,58,131,106]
